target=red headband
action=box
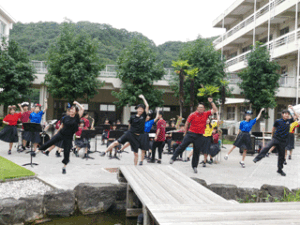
[35,104,41,107]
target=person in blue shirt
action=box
[224,108,264,168]
[119,108,159,165]
[26,99,48,155]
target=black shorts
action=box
[285,133,295,150]
[139,133,150,151]
[118,131,142,153]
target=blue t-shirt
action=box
[144,119,155,133]
[30,111,44,124]
[239,118,256,132]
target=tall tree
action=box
[179,38,229,110]
[112,38,165,108]
[238,42,281,123]
[0,38,36,112]
[45,21,105,103]
[186,67,198,113]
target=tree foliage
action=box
[45,21,105,103]
[0,38,36,108]
[238,42,281,114]
[112,38,165,108]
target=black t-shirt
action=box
[60,114,80,138]
[129,112,147,134]
[273,118,294,141]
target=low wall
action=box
[0,177,298,224]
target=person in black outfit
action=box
[253,107,298,176]
[102,94,149,165]
[39,101,84,174]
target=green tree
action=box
[238,42,281,121]
[112,38,165,108]
[186,67,198,113]
[45,21,105,103]
[0,38,36,112]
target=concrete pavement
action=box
[1,139,299,190]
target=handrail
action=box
[214,0,286,46]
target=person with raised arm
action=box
[39,101,84,174]
[101,94,149,165]
[170,97,217,174]
[224,108,265,168]
[0,104,24,154]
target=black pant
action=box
[39,132,73,165]
[152,141,164,161]
[172,132,204,168]
[254,137,286,171]
[166,139,172,152]
[172,143,182,158]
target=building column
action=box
[39,85,48,124]
[234,105,238,135]
[122,105,131,124]
[266,108,275,132]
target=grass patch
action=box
[274,189,300,202]
[222,139,234,145]
[0,156,35,181]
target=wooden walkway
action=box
[119,165,300,225]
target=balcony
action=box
[213,0,288,49]
[226,28,300,72]
[31,61,175,81]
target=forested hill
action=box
[10,21,217,67]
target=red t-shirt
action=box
[21,111,31,123]
[81,117,90,129]
[156,119,166,142]
[75,127,87,137]
[4,113,22,126]
[212,133,219,144]
[55,120,61,130]
[187,110,212,134]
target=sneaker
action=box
[100,152,106,157]
[266,153,270,157]
[56,152,61,157]
[169,159,174,164]
[208,159,213,164]
[44,151,49,156]
[157,160,161,164]
[8,150,11,155]
[139,161,143,166]
[224,155,228,160]
[62,168,66,174]
[288,155,292,160]
[83,153,87,159]
[283,160,287,165]
[186,157,190,162]
[253,158,259,163]
[147,160,155,163]
[31,152,36,157]
[193,167,198,174]
[240,162,245,168]
[200,161,204,164]
[202,163,206,167]
[277,170,286,176]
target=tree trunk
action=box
[190,79,195,113]
[179,70,184,117]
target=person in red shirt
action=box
[74,120,89,158]
[171,123,186,159]
[81,112,90,129]
[170,97,218,173]
[0,104,24,154]
[20,102,31,151]
[148,111,166,164]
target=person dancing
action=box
[170,97,217,174]
[253,106,298,176]
[102,94,149,165]
[0,104,24,154]
[20,102,31,151]
[224,108,264,168]
[39,101,84,174]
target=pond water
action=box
[42,211,137,225]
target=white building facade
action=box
[213,0,300,133]
[0,5,15,41]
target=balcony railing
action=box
[226,28,300,68]
[31,62,175,81]
[214,0,286,46]
[279,75,295,87]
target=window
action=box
[0,21,6,38]
[228,52,237,59]
[227,107,235,120]
[242,45,251,53]
[280,27,289,36]
[280,66,288,75]
[259,35,272,44]
[100,104,115,112]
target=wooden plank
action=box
[126,166,180,205]
[138,166,200,204]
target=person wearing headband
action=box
[224,108,265,168]
[0,104,24,154]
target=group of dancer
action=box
[0,94,298,176]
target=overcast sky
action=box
[1,0,236,46]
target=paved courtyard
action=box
[1,139,299,190]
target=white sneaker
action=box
[224,155,228,160]
[240,162,245,168]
